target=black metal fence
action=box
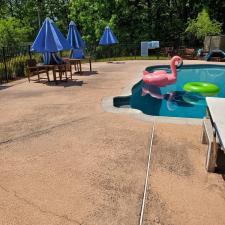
[0,43,196,83]
[94,43,140,59]
[0,44,141,83]
[0,45,32,83]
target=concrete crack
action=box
[0,184,82,225]
[0,184,10,193]
[0,113,104,147]
[13,192,82,225]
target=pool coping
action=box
[102,63,225,125]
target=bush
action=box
[185,9,222,41]
[0,17,32,48]
[13,61,25,77]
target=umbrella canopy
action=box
[99,26,118,45]
[31,17,71,53]
[70,49,85,59]
[67,21,85,49]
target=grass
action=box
[94,55,169,62]
[0,54,169,82]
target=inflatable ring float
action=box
[183,82,220,96]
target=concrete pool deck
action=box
[0,60,225,225]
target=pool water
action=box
[117,64,225,118]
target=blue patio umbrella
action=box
[99,26,118,45]
[42,52,64,65]
[31,17,71,53]
[67,21,85,50]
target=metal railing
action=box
[0,43,197,83]
[0,45,31,83]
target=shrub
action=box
[185,9,222,41]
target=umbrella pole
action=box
[108,46,112,63]
[107,47,110,62]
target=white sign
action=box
[141,41,160,56]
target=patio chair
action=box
[70,49,92,72]
[54,63,72,80]
[182,48,196,59]
[26,59,50,82]
[43,52,72,80]
[160,47,174,57]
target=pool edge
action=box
[101,63,225,125]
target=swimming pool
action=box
[114,64,225,118]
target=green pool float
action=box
[183,82,220,96]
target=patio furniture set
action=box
[26,57,92,84]
[160,46,196,59]
[28,18,95,84]
[161,46,225,61]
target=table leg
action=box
[65,65,68,80]
[79,61,82,74]
[70,64,72,79]
[37,68,40,82]
[89,58,92,71]
[205,133,218,172]
[47,70,50,82]
[75,62,77,71]
[53,67,57,84]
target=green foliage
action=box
[0,55,29,80]
[69,0,110,50]
[185,9,222,40]
[0,0,225,49]
[0,17,32,47]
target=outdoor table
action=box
[203,97,225,172]
[206,97,225,150]
[37,64,57,83]
[37,64,68,84]
[67,59,82,74]
[64,58,92,74]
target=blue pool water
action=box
[122,64,225,118]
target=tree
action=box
[185,8,222,40]
[0,0,224,48]
[0,17,32,47]
[69,0,115,51]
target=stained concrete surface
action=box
[0,60,225,225]
[145,123,225,225]
[0,61,152,225]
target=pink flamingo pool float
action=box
[143,56,183,87]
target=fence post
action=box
[157,48,160,59]
[2,47,8,82]
[134,45,137,60]
[28,45,32,59]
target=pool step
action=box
[113,96,131,108]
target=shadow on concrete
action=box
[36,79,85,87]
[215,149,225,178]
[107,61,126,64]
[0,85,12,91]
[74,70,98,76]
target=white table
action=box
[202,97,225,172]
[206,97,225,150]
